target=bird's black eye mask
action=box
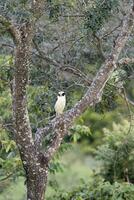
[58,92,65,96]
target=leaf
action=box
[5,143,11,153]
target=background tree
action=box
[0,0,134,200]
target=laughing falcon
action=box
[54,91,66,115]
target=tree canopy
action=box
[0,1,134,200]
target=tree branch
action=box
[92,32,105,60]
[119,87,134,107]
[33,40,92,85]
[0,173,13,182]
[102,21,122,39]
[118,57,134,65]
[35,5,134,161]
[61,14,85,18]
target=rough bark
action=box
[9,1,49,199]
[11,23,48,200]
[0,2,49,200]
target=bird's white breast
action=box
[55,96,66,114]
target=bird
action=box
[54,91,66,115]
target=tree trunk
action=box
[12,24,49,200]
[26,167,48,200]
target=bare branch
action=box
[121,87,133,136]
[33,40,92,85]
[102,21,122,39]
[119,88,134,107]
[124,96,134,106]
[118,57,134,65]
[0,173,13,182]
[92,32,105,60]
[35,5,134,161]
[52,36,84,54]
[61,14,85,18]
[0,43,14,49]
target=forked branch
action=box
[35,4,134,161]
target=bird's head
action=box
[57,91,65,97]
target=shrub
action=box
[96,120,134,183]
[48,177,134,200]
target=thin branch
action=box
[92,32,105,60]
[122,87,133,134]
[51,36,84,54]
[119,88,134,106]
[68,36,84,54]
[61,14,85,18]
[124,168,130,183]
[102,21,122,39]
[35,5,134,161]
[0,43,14,49]
[118,57,134,65]
[0,173,13,182]
[124,96,134,106]
[33,40,92,85]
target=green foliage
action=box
[48,177,134,200]
[95,83,118,113]
[27,85,55,131]
[0,0,33,23]
[0,128,23,192]
[47,144,94,198]
[123,63,134,101]
[49,142,72,174]
[0,55,13,92]
[0,56,23,190]
[0,177,25,200]
[0,90,12,122]
[85,0,118,32]
[110,69,127,84]
[73,108,122,149]
[96,120,134,183]
[49,120,134,200]
[70,124,91,143]
[95,68,129,114]
[47,0,77,20]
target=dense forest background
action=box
[0,0,134,199]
